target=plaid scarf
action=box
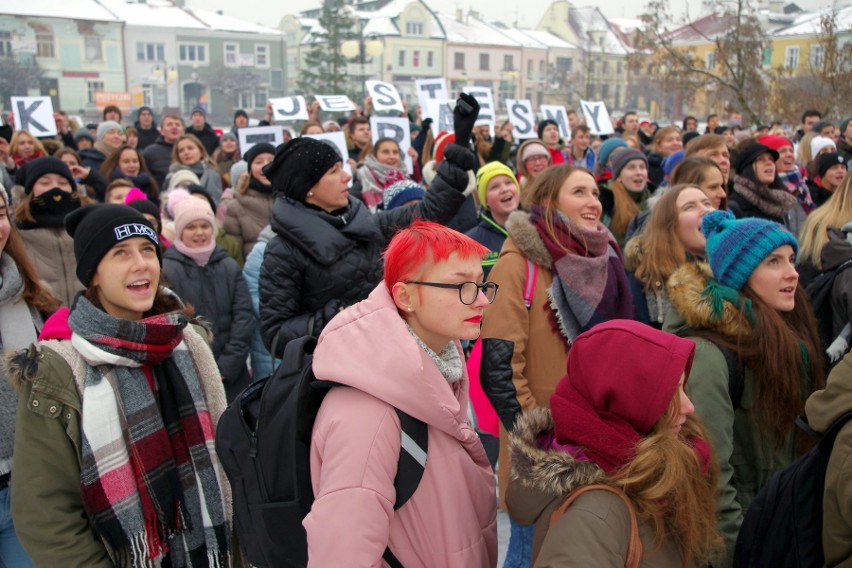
[778,166,815,213]
[69,295,228,568]
[530,206,634,345]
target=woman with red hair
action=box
[305,221,498,566]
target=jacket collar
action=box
[505,211,552,269]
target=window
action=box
[602,61,609,74]
[137,42,165,62]
[178,43,208,64]
[271,69,283,90]
[36,28,54,58]
[0,31,11,58]
[84,35,102,61]
[399,50,406,66]
[784,46,799,70]
[87,81,105,104]
[480,53,489,70]
[255,44,269,68]
[556,57,573,73]
[254,90,267,108]
[810,44,825,68]
[705,51,716,70]
[405,21,424,35]
[539,60,545,77]
[616,61,623,75]
[527,59,533,79]
[141,83,155,107]
[224,43,238,66]
[454,52,464,70]
[413,50,420,67]
[427,51,434,67]
[503,54,513,71]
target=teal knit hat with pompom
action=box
[702,210,799,291]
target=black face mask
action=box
[26,188,81,229]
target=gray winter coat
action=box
[162,245,254,401]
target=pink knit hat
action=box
[173,198,215,240]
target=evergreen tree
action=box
[297,0,357,98]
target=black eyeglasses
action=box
[406,281,499,305]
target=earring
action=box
[307,191,314,197]
[408,307,413,312]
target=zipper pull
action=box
[249,431,258,458]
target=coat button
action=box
[66,413,72,420]
[49,406,58,413]
[32,400,39,407]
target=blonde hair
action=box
[613,399,722,565]
[10,130,46,157]
[171,134,216,169]
[652,126,682,157]
[608,178,643,239]
[797,132,817,165]
[798,172,852,269]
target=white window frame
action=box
[137,42,165,62]
[224,42,239,67]
[0,30,12,58]
[84,35,102,62]
[480,53,489,71]
[87,80,105,104]
[454,52,464,70]
[178,42,209,65]
[784,45,800,70]
[705,51,716,70]
[255,44,270,68]
[36,28,55,58]
[809,44,824,69]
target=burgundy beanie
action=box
[550,320,695,474]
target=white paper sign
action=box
[415,78,448,115]
[270,96,309,121]
[315,95,356,113]
[238,125,284,155]
[506,99,536,139]
[11,96,57,136]
[305,131,353,187]
[462,86,495,128]
[580,100,614,135]
[370,116,412,173]
[424,99,454,136]
[366,81,404,112]
[540,105,571,141]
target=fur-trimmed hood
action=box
[505,211,552,269]
[421,160,476,196]
[623,236,643,273]
[3,345,39,391]
[506,407,605,525]
[665,261,752,340]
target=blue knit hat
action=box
[596,138,628,170]
[702,210,799,291]
[382,169,425,210]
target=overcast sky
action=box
[191,0,836,32]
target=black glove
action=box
[421,117,433,131]
[442,143,477,172]
[453,93,480,148]
[317,298,343,332]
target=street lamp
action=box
[152,62,177,108]
[341,19,384,100]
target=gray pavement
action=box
[497,508,510,566]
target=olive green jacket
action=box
[8,324,230,567]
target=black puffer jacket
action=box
[162,245,255,401]
[186,123,220,156]
[259,157,470,356]
[141,137,175,189]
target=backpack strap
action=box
[523,258,538,310]
[716,344,744,412]
[548,485,643,568]
[379,408,428,568]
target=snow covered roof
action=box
[520,29,579,50]
[188,8,281,35]
[665,13,737,44]
[437,12,521,46]
[4,0,121,22]
[489,24,548,48]
[98,0,207,29]
[569,6,630,55]
[773,5,852,36]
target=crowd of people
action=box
[0,95,849,568]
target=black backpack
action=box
[215,336,428,568]
[805,258,852,351]
[733,410,852,568]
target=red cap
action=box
[757,135,793,151]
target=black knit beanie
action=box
[126,198,162,231]
[817,152,847,179]
[243,142,277,168]
[262,137,342,201]
[65,204,161,286]
[537,119,559,140]
[23,156,77,195]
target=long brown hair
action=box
[632,184,704,291]
[0,195,59,314]
[652,125,682,157]
[100,144,160,201]
[671,157,728,210]
[614,398,722,566]
[608,178,643,239]
[697,284,825,447]
[171,134,217,169]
